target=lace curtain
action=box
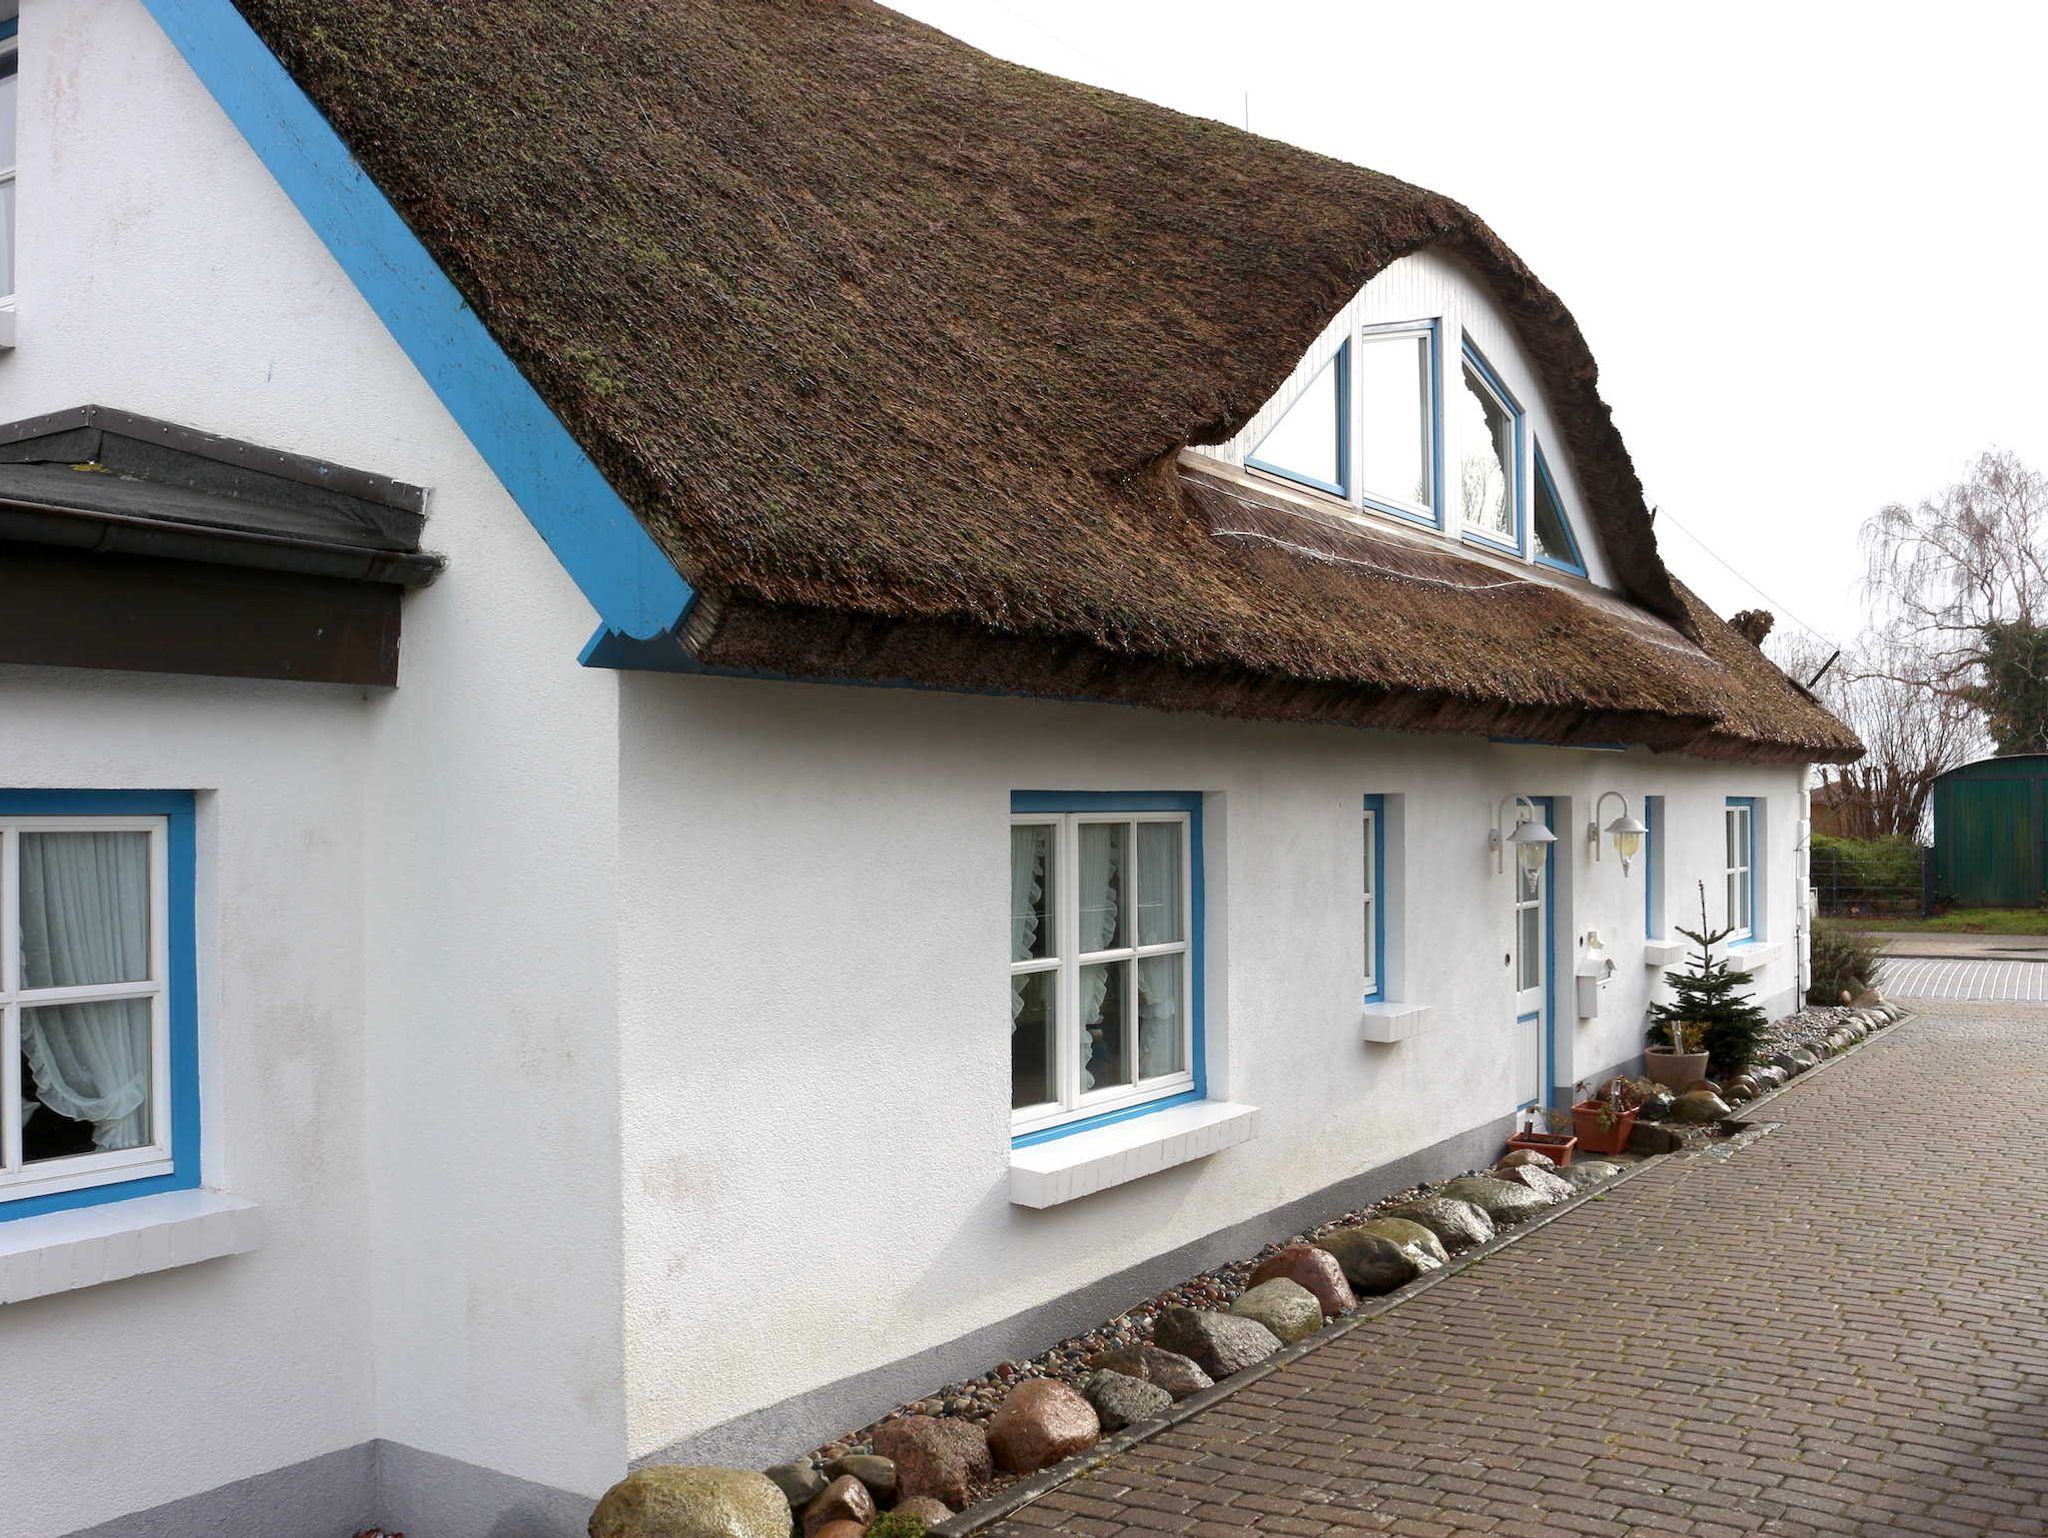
[19,831,152,1151]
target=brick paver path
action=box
[990,1004,2048,1537]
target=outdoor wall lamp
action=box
[1491,794,1556,875]
[1589,791,1648,874]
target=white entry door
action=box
[1512,800,1549,1108]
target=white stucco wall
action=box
[616,674,1806,1460]
[2,3,628,1530]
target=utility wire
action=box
[1655,504,1850,654]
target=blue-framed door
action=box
[1513,797,1557,1111]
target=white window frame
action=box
[1725,801,1755,942]
[0,19,17,315]
[1009,811,1195,1137]
[1354,320,1437,524]
[0,815,175,1202]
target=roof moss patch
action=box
[231,0,1858,762]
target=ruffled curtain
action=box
[1077,826,1122,1089]
[19,832,152,1151]
[1134,824,1181,1075]
[1009,826,1046,1028]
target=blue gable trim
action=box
[139,0,693,644]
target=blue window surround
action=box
[1246,341,1350,500]
[1009,791,1205,1148]
[1458,338,1526,558]
[1516,796,1558,1112]
[1726,796,1759,946]
[1643,795,1663,939]
[1,17,18,42]
[1358,320,1445,533]
[138,0,693,650]
[0,790,199,1222]
[1362,794,1385,1003]
[1530,443,1588,577]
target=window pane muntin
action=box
[1012,811,1193,1132]
[0,815,173,1197]
[1356,330,1432,513]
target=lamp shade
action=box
[1507,816,1556,871]
[1606,812,1648,867]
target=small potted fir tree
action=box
[1647,881,1768,1088]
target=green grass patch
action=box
[1840,908,2048,935]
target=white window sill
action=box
[1009,1100,1259,1208]
[0,1189,261,1305]
[0,302,16,350]
[1727,941,1782,972]
[1361,1000,1434,1043]
[1644,938,1688,966]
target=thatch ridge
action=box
[231,0,1858,762]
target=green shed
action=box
[1931,754,2048,907]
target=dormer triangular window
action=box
[1531,444,1586,575]
[1247,346,1346,497]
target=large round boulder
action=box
[1437,1176,1551,1226]
[1559,1160,1621,1190]
[800,1475,875,1538]
[822,1455,895,1504]
[1152,1306,1282,1379]
[1085,1343,1213,1400]
[1315,1226,1437,1295]
[1387,1195,1495,1251]
[1081,1368,1173,1432]
[1494,1148,1555,1170]
[1496,1162,1575,1203]
[987,1379,1100,1475]
[1356,1217,1450,1264]
[1675,1090,1732,1123]
[869,1416,992,1510]
[1229,1278,1323,1344]
[589,1467,793,1538]
[893,1496,956,1526]
[1247,1243,1357,1318]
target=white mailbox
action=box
[1575,932,1616,1019]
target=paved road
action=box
[989,1004,2048,1537]
[1883,956,2048,1002]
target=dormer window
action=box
[1532,444,1586,575]
[1355,322,1437,523]
[1456,341,1521,552]
[1246,345,1347,497]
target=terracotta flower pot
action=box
[1644,1047,1709,1092]
[1570,1100,1639,1156]
[1503,1129,1576,1168]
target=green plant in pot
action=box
[1647,881,1768,1084]
[1570,1077,1644,1156]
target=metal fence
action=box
[1810,838,1931,919]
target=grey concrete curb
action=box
[935,1007,1916,1537]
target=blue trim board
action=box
[139,0,692,644]
[1530,443,1588,577]
[1362,794,1385,1003]
[0,791,200,1221]
[0,17,18,43]
[1246,341,1350,500]
[1008,792,1206,1147]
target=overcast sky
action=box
[887,0,2048,659]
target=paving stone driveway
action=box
[988,1004,2048,1537]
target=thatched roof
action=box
[232,0,1860,763]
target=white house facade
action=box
[0,3,1859,1537]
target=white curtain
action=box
[1077,826,1123,1089]
[1009,826,1046,1029]
[19,832,152,1151]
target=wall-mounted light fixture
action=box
[1491,794,1556,874]
[1588,791,1648,874]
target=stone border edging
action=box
[935,1006,1917,1536]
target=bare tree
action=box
[1771,631,1983,840]
[1862,450,2048,751]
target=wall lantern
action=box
[1589,791,1648,874]
[1490,794,1556,875]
